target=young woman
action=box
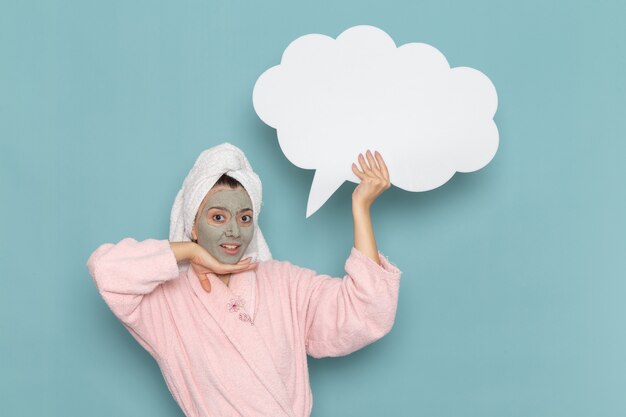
[87,143,401,417]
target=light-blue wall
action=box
[1,1,624,416]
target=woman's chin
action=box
[212,252,244,266]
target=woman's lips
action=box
[220,244,241,255]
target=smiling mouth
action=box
[220,244,241,255]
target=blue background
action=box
[1,0,625,416]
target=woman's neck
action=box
[216,273,231,287]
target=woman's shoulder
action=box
[256,257,310,278]
[257,257,293,271]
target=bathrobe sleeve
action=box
[289,247,401,358]
[86,237,180,359]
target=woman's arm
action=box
[87,239,257,358]
[87,238,181,358]
[88,238,181,298]
[351,150,391,265]
[287,247,401,359]
[286,150,399,359]
[170,241,198,263]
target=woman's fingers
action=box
[217,261,259,274]
[374,151,391,190]
[374,151,390,181]
[195,261,257,292]
[352,149,392,205]
[358,153,372,175]
[235,258,252,265]
[234,261,258,271]
[365,150,382,176]
[357,150,385,180]
[352,163,365,179]
[191,249,259,292]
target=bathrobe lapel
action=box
[186,268,295,417]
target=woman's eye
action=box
[241,215,252,223]
[212,214,225,222]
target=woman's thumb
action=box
[199,274,211,292]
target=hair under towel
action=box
[169,143,272,271]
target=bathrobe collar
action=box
[185,267,295,417]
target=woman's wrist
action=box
[352,202,380,265]
[352,198,372,214]
[170,241,199,263]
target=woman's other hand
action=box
[350,150,390,265]
[351,150,391,209]
[170,242,257,292]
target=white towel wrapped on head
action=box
[169,143,272,271]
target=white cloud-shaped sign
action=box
[253,25,499,217]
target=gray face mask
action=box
[195,188,255,265]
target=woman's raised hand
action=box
[351,150,391,209]
[349,150,390,265]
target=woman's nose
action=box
[225,219,240,238]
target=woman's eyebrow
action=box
[208,206,253,213]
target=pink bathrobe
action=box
[87,238,401,417]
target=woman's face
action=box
[192,185,254,264]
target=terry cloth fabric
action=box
[87,238,402,417]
